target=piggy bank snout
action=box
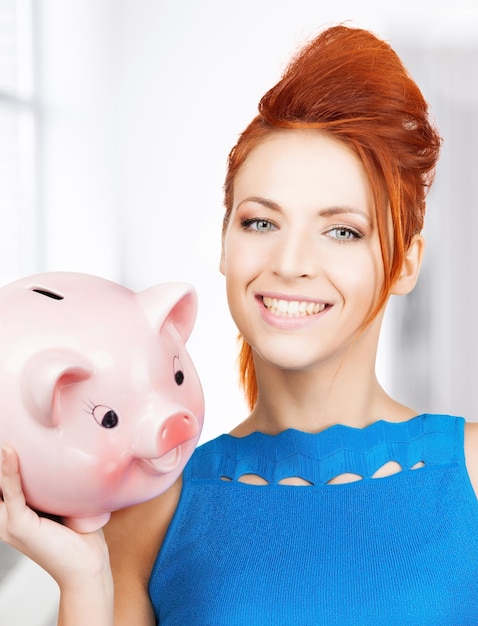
[135,410,200,474]
[157,412,199,457]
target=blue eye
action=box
[241,218,277,232]
[327,226,362,240]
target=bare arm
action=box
[57,567,114,626]
[464,421,478,497]
[103,477,182,625]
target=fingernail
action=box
[2,446,12,461]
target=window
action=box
[0,0,37,285]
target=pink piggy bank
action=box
[0,272,204,532]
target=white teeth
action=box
[262,297,326,317]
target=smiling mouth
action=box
[262,296,327,317]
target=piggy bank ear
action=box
[137,282,197,340]
[22,350,93,427]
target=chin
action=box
[253,347,323,373]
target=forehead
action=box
[233,130,373,216]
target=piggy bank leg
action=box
[64,512,112,533]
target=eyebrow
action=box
[319,206,372,226]
[237,196,281,211]
[237,196,372,225]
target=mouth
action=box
[143,447,182,474]
[262,296,328,317]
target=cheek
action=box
[223,236,266,282]
[332,247,383,301]
[357,253,385,308]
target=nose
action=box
[271,227,317,279]
[134,410,200,460]
[156,412,199,457]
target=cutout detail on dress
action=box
[219,460,427,486]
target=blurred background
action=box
[0,0,477,623]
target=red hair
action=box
[222,25,442,409]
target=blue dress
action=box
[149,414,478,625]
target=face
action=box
[220,130,386,373]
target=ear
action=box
[22,351,93,427]
[137,282,198,341]
[391,234,425,296]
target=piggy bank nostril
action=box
[154,413,199,458]
[160,415,191,439]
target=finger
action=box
[0,446,33,535]
[1,446,27,507]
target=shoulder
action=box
[464,421,478,497]
[103,477,183,623]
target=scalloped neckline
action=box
[206,414,460,486]
[226,413,427,441]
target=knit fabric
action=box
[149,414,478,625]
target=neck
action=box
[233,335,415,437]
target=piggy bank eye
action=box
[92,405,119,429]
[173,355,185,386]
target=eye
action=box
[240,218,277,233]
[173,355,185,385]
[326,226,363,241]
[91,405,119,429]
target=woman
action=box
[2,24,478,625]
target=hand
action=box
[0,445,110,588]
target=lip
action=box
[142,446,182,474]
[255,294,331,329]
